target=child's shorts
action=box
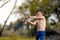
[36,31,46,40]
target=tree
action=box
[0,0,17,36]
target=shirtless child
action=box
[6,9,46,40]
[25,9,46,40]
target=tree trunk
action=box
[0,0,17,36]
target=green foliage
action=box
[7,22,13,30]
[29,2,38,15]
[17,0,60,36]
[19,6,23,10]
[18,0,59,16]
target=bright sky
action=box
[0,0,25,25]
[48,14,58,23]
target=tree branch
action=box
[0,0,11,8]
[0,0,17,36]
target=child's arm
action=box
[29,15,44,20]
[25,20,37,26]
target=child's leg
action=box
[6,28,14,35]
[6,21,24,35]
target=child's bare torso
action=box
[36,17,46,31]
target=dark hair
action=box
[36,9,42,13]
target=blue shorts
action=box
[14,21,24,31]
[36,31,46,40]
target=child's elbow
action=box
[32,23,36,26]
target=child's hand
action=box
[22,15,31,22]
[24,19,29,23]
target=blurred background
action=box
[0,0,60,40]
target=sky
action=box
[48,14,58,23]
[0,0,25,25]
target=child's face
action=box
[36,12,42,16]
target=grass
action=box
[0,36,35,40]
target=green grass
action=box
[0,36,35,40]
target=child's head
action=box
[36,9,43,16]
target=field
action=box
[0,36,35,40]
